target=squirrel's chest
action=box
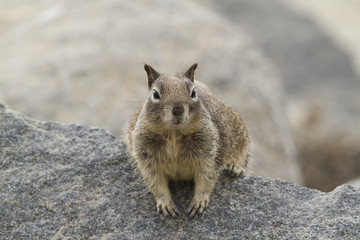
[162,133,195,160]
[140,131,207,161]
[134,130,217,179]
[160,133,199,180]
[134,130,216,162]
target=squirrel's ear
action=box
[185,63,198,82]
[144,64,160,89]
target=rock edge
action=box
[1,103,359,239]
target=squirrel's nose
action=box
[172,104,184,117]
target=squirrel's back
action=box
[192,81,250,169]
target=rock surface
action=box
[1,104,359,239]
[0,0,301,183]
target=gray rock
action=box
[1,104,359,239]
[347,177,360,189]
[200,0,360,191]
[0,0,301,183]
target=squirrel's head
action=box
[143,63,202,129]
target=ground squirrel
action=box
[125,63,250,217]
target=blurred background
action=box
[0,0,359,191]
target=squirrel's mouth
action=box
[170,116,186,126]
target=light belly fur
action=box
[160,132,196,181]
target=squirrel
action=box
[125,63,250,217]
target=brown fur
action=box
[125,63,250,217]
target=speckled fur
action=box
[125,64,250,217]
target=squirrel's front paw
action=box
[156,198,179,217]
[187,196,209,217]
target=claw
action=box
[166,205,179,217]
[156,199,179,217]
[225,164,245,177]
[187,198,209,217]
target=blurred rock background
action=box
[0,0,359,191]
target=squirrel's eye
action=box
[153,89,160,99]
[191,89,196,98]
